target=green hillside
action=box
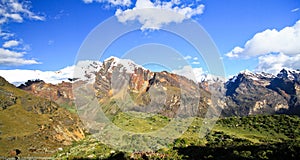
[2,76,300,159]
[0,77,84,157]
[56,113,300,159]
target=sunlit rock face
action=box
[18,57,300,118]
[223,69,300,116]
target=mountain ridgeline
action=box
[2,57,300,158]
[223,69,300,116]
[17,57,300,118]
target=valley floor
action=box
[55,114,300,160]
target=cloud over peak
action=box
[255,53,300,74]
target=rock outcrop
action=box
[223,69,300,116]
[17,57,300,119]
[18,80,74,105]
[90,57,210,118]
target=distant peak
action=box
[104,56,146,74]
[239,69,253,75]
[277,68,288,78]
[105,56,120,62]
[280,68,288,72]
[277,68,300,80]
[229,70,275,84]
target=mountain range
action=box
[1,57,300,158]
[15,57,300,117]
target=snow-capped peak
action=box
[104,56,146,74]
[277,68,300,81]
[73,60,102,83]
[200,74,226,83]
[229,70,275,83]
[240,69,253,75]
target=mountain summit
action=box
[224,69,300,116]
[76,57,211,118]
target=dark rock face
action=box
[223,70,300,116]
[267,69,300,115]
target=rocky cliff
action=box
[90,57,211,118]
[17,57,300,118]
[18,80,74,106]
[223,69,300,116]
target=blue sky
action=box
[0,0,300,83]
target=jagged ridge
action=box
[18,57,300,118]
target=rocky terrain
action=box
[223,69,300,116]
[2,57,300,158]
[91,57,211,118]
[18,79,74,106]
[18,57,300,118]
[0,76,85,157]
[84,57,300,117]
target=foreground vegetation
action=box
[56,113,300,159]
[0,77,84,157]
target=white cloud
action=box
[5,13,23,22]
[183,56,200,65]
[0,66,74,85]
[0,0,45,26]
[0,48,39,66]
[0,48,23,58]
[226,19,300,58]
[48,40,54,45]
[0,58,40,66]
[184,55,192,60]
[291,8,299,12]
[53,10,69,20]
[0,1,44,66]
[255,53,300,74]
[115,0,205,30]
[0,31,14,39]
[172,65,205,82]
[3,40,20,48]
[82,0,205,30]
[82,0,132,6]
[225,47,244,58]
[83,0,94,3]
[0,60,102,85]
[226,19,300,74]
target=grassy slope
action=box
[56,112,300,159]
[2,76,299,159]
[0,78,51,156]
[0,77,82,157]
